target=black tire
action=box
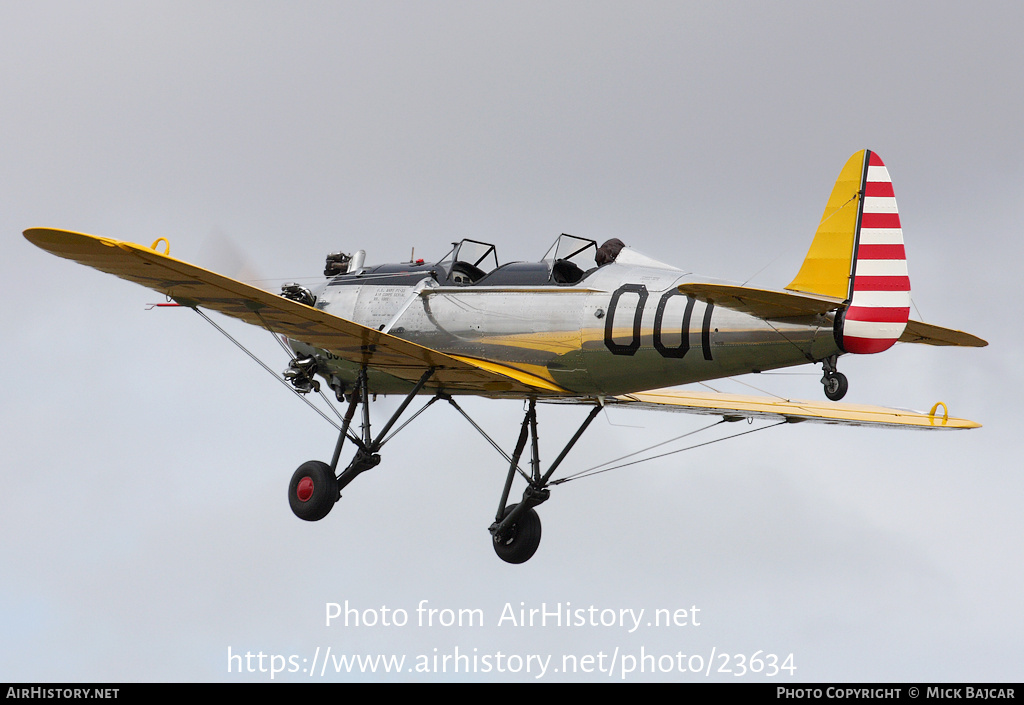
[288,461,338,522]
[823,372,849,401]
[492,504,542,564]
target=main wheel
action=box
[492,504,542,564]
[823,372,849,401]
[288,461,338,522]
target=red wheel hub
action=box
[296,476,314,502]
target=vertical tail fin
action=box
[786,150,910,354]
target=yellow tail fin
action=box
[789,150,913,354]
[786,150,866,299]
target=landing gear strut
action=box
[287,366,433,523]
[487,400,600,564]
[820,355,848,401]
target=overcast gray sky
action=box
[2,1,1021,682]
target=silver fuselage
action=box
[290,253,842,397]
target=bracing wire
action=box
[191,308,343,432]
[552,419,787,485]
[251,308,348,426]
[561,418,727,479]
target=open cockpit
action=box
[324,233,630,288]
[444,233,603,287]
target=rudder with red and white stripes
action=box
[839,151,911,354]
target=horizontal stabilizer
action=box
[899,320,988,347]
[606,388,980,429]
[677,283,843,319]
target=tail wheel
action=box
[493,504,542,564]
[823,372,849,401]
[288,461,338,521]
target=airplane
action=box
[25,149,987,564]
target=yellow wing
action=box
[24,228,565,395]
[605,389,980,429]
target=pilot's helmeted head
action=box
[596,238,625,265]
